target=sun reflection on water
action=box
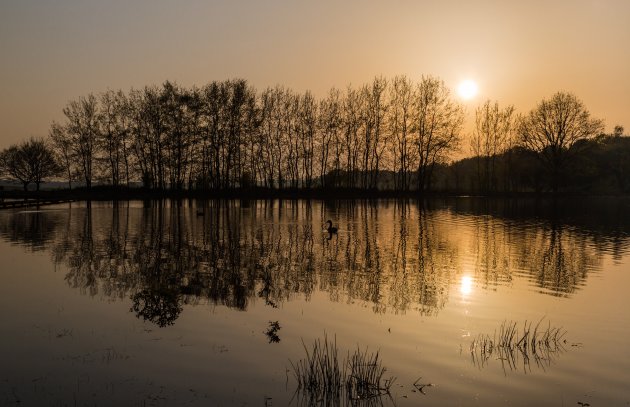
[460,274,473,297]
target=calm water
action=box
[1,198,629,406]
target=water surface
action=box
[1,198,629,406]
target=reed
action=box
[290,335,395,403]
[470,318,567,372]
[346,347,395,400]
[290,335,343,397]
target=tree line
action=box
[44,76,464,192]
[1,75,627,194]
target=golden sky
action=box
[1,0,629,150]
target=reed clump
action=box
[470,318,567,372]
[290,335,395,403]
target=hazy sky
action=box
[1,0,629,150]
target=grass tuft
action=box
[290,335,395,404]
[470,318,567,372]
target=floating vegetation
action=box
[265,321,281,343]
[55,328,73,338]
[290,335,395,405]
[412,377,434,395]
[469,318,567,373]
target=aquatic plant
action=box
[346,346,394,401]
[290,335,395,404]
[469,318,567,372]
[265,320,281,343]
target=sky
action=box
[1,0,629,152]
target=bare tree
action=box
[99,90,123,186]
[0,138,60,191]
[127,88,153,188]
[412,76,464,192]
[389,75,415,191]
[62,94,100,189]
[297,91,317,188]
[363,76,388,189]
[26,138,61,191]
[341,86,364,188]
[470,100,515,193]
[49,121,76,189]
[517,92,604,192]
[0,145,31,190]
[259,86,292,189]
[240,86,261,188]
[318,88,341,187]
[160,81,193,190]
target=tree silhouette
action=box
[517,92,604,192]
[0,138,60,191]
[471,100,515,193]
[19,77,626,195]
[413,76,464,191]
[0,145,31,190]
[58,94,100,189]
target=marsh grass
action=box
[290,335,395,404]
[470,318,567,372]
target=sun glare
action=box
[460,275,473,296]
[457,80,478,100]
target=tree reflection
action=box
[131,288,182,327]
[511,220,597,296]
[0,198,626,326]
[0,209,64,251]
[63,204,99,297]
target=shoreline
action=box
[1,186,628,202]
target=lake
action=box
[1,198,629,406]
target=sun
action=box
[457,80,478,100]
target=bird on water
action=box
[325,220,338,233]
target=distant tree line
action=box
[443,123,628,194]
[441,92,626,194]
[1,76,628,194]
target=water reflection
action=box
[0,209,64,252]
[460,275,473,297]
[0,199,627,327]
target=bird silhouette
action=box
[325,220,338,233]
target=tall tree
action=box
[389,75,415,191]
[517,92,603,192]
[362,76,388,189]
[318,88,341,187]
[297,91,317,188]
[49,121,76,189]
[160,81,192,190]
[412,76,464,192]
[341,86,364,188]
[471,100,515,193]
[240,87,261,188]
[62,94,100,189]
[99,90,123,187]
